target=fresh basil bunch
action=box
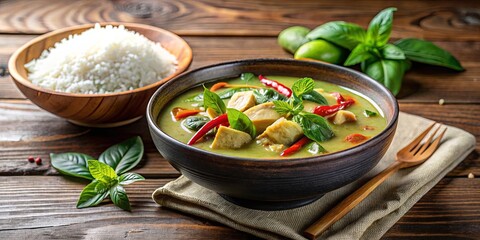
[303,7,464,95]
[51,136,145,211]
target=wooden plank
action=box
[0,0,479,41]
[1,34,479,102]
[0,176,478,239]
[0,100,478,177]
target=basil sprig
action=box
[304,7,463,95]
[51,136,145,211]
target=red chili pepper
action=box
[313,99,355,117]
[187,113,229,145]
[345,133,368,144]
[281,136,311,157]
[258,75,292,97]
[330,92,345,104]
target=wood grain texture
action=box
[0,100,477,178]
[1,34,479,103]
[0,0,479,40]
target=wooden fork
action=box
[304,122,447,239]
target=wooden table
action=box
[0,0,479,239]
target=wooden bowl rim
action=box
[8,22,192,98]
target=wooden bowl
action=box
[8,22,192,127]
[147,59,398,210]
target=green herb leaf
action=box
[301,90,328,105]
[185,92,204,102]
[344,43,376,66]
[381,43,405,60]
[76,180,109,209]
[294,113,334,142]
[218,88,251,99]
[98,136,144,175]
[94,181,109,194]
[241,72,255,84]
[364,109,378,117]
[273,100,294,115]
[366,7,396,47]
[364,59,405,95]
[50,153,94,180]
[253,88,287,104]
[182,116,210,131]
[307,142,327,155]
[306,21,366,50]
[118,172,145,185]
[291,96,304,114]
[394,38,464,71]
[292,77,315,97]
[203,86,226,115]
[109,184,131,211]
[88,160,117,184]
[226,108,256,138]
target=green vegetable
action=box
[278,26,311,54]
[218,88,251,99]
[203,86,226,115]
[364,59,405,95]
[306,21,366,50]
[293,113,334,142]
[364,109,377,117]
[253,88,287,104]
[344,43,376,66]
[294,40,347,64]
[394,38,464,71]
[183,116,210,131]
[241,72,255,84]
[51,136,145,211]
[292,77,315,97]
[226,108,256,138]
[307,142,327,154]
[301,90,328,105]
[366,7,396,47]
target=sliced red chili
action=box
[313,99,355,117]
[258,75,293,97]
[330,92,345,104]
[187,113,229,145]
[281,136,311,157]
[345,133,368,144]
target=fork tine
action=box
[404,122,436,152]
[417,124,441,155]
[421,127,447,156]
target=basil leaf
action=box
[273,100,294,115]
[76,180,109,209]
[94,181,109,194]
[183,116,210,131]
[99,136,144,175]
[293,113,334,142]
[344,43,376,66]
[381,43,405,60]
[301,90,328,105]
[366,7,396,47]
[290,96,304,114]
[110,184,131,211]
[88,160,117,184]
[253,88,287,104]
[218,88,251,99]
[365,59,405,95]
[50,153,94,180]
[226,108,256,137]
[241,72,255,84]
[364,109,377,117]
[394,38,464,71]
[118,172,145,185]
[203,86,226,115]
[306,21,366,50]
[307,142,327,155]
[292,77,315,97]
[185,93,204,102]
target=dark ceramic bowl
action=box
[147,59,398,210]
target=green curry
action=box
[158,75,386,159]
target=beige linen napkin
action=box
[153,112,476,240]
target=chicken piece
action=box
[210,126,252,149]
[244,102,282,134]
[227,91,256,112]
[330,110,357,125]
[257,117,303,146]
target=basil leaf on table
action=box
[183,116,210,131]
[364,59,406,95]
[381,43,405,60]
[366,7,396,47]
[301,90,328,105]
[293,113,334,142]
[98,136,144,175]
[88,160,118,184]
[110,185,131,211]
[203,86,226,115]
[226,108,256,138]
[76,180,109,209]
[253,88,287,104]
[118,172,145,185]
[394,38,464,71]
[307,21,366,50]
[50,153,94,180]
[344,43,376,66]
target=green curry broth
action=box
[158,76,387,159]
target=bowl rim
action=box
[8,22,192,97]
[147,58,399,164]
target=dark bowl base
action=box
[219,194,324,211]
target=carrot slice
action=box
[172,107,201,120]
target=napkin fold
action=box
[152,112,476,240]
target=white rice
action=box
[25,24,178,94]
